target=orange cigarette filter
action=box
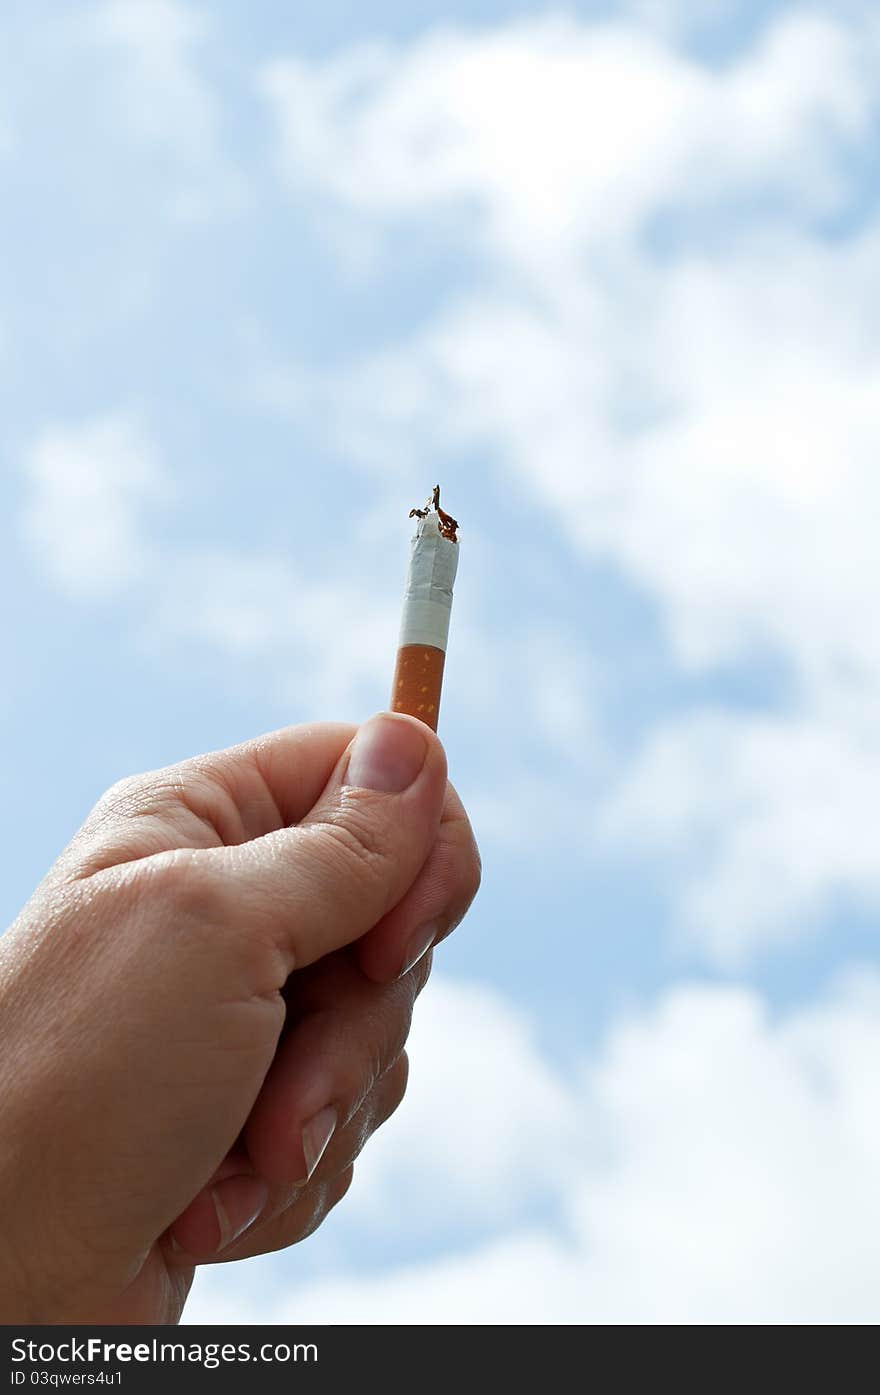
[390,486,459,733]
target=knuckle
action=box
[381,989,416,1066]
[129,848,288,1003]
[309,812,391,885]
[458,821,483,903]
[330,992,413,1122]
[91,772,154,823]
[430,823,482,950]
[447,828,482,930]
[340,1062,407,1166]
[346,1035,386,1109]
[300,1168,354,1235]
[144,846,232,920]
[437,801,482,910]
[329,1164,355,1210]
[103,772,147,804]
[412,946,434,997]
[464,835,483,906]
[334,1050,409,1171]
[382,1053,410,1119]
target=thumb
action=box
[212,712,449,971]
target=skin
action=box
[0,712,481,1324]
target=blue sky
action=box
[3,0,880,1322]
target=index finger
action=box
[354,780,481,983]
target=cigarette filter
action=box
[391,489,459,732]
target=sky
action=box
[2,0,880,1323]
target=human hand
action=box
[0,713,480,1324]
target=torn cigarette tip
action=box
[391,488,460,732]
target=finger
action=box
[164,1145,264,1257]
[354,780,481,983]
[168,1053,408,1265]
[168,1173,269,1258]
[204,1165,356,1266]
[209,1057,408,1265]
[65,722,358,878]
[244,948,428,1187]
[190,711,449,972]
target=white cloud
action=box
[82,0,244,220]
[257,7,880,958]
[17,432,399,715]
[21,410,168,599]
[259,9,880,693]
[623,0,757,39]
[18,407,600,734]
[184,969,880,1324]
[261,10,874,273]
[143,548,399,716]
[620,0,867,55]
[602,706,880,964]
[16,397,401,714]
[90,0,209,131]
[338,978,579,1232]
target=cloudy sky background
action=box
[3,0,880,1322]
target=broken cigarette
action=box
[390,485,459,732]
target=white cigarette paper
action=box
[398,512,460,652]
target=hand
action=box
[0,713,481,1324]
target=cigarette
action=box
[390,486,459,732]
